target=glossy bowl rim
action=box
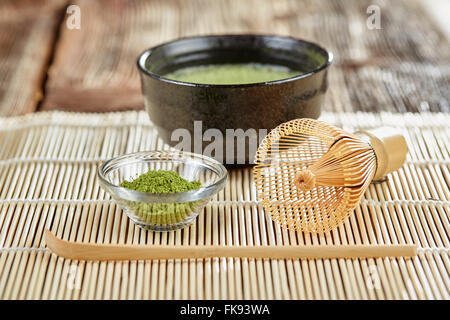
[137,34,333,88]
[97,150,228,202]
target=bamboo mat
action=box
[40,0,450,113]
[0,110,449,300]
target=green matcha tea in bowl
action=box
[98,151,227,231]
[163,63,301,85]
[137,34,332,164]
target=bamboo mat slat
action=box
[0,110,448,300]
[40,0,450,113]
[0,0,66,116]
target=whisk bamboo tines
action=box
[253,118,408,233]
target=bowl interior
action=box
[99,151,227,202]
[140,35,331,78]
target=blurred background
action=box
[0,0,448,116]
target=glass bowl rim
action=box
[97,150,228,202]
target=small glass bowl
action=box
[98,151,228,231]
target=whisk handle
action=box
[356,128,408,180]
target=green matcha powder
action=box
[120,170,202,226]
[120,170,201,193]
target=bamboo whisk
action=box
[253,118,408,233]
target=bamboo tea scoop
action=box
[44,230,417,261]
[254,118,409,233]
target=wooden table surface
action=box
[0,0,449,116]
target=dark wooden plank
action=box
[40,0,449,113]
[0,0,66,116]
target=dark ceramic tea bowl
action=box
[137,34,332,165]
